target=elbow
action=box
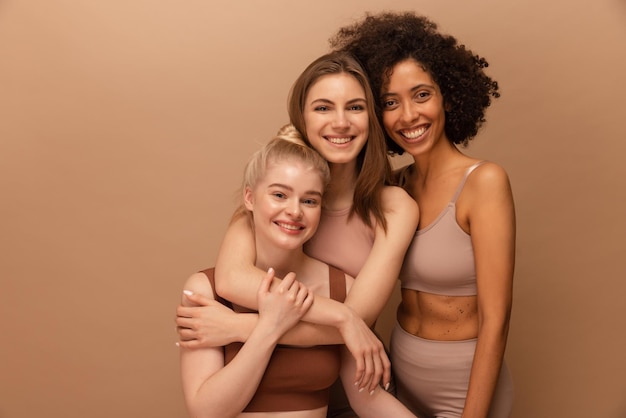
[213,267,233,299]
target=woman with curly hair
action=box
[331,12,515,418]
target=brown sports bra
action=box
[201,266,346,412]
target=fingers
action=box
[353,355,365,388]
[296,284,314,311]
[381,351,392,392]
[360,350,375,392]
[278,271,298,294]
[180,290,212,307]
[177,326,197,341]
[351,341,389,393]
[176,339,201,349]
[259,267,275,295]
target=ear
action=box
[243,187,254,211]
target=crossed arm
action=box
[177,186,419,392]
[180,269,313,418]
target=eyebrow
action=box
[309,97,367,105]
[268,183,323,197]
[381,83,435,98]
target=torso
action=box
[304,205,375,278]
[202,265,347,415]
[397,159,483,341]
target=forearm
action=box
[214,219,360,342]
[229,298,352,346]
[345,187,418,325]
[340,347,417,418]
[462,320,510,418]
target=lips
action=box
[400,125,428,140]
[324,136,353,144]
[275,221,304,231]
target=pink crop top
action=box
[201,266,346,412]
[398,162,485,296]
[304,206,375,278]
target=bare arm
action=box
[214,214,360,336]
[461,163,515,418]
[344,186,419,325]
[339,346,419,418]
[214,186,418,335]
[211,213,393,389]
[180,269,312,418]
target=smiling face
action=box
[381,59,448,158]
[244,159,324,252]
[302,73,369,165]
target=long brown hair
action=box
[288,52,390,230]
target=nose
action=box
[400,102,419,124]
[331,110,350,129]
[286,200,303,219]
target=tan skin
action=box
[382,59,515,418]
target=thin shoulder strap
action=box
[450,161,487,204]
[328,265,347,303]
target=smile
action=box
[275,221,304,231]
[401,126,428,139]
[325,136,353,144]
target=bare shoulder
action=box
[381,185,419,213]
[466,161,512,195]
[379,185,419,235]
[460,161,515,221]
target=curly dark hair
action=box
[330,11,500,152]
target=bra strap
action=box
[328,266,346,303]
[450,161,487,204]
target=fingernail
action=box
[370,389,375,396]
[183,290,193,296]
[175,342,180,347]
[358,387,364,393]
[268,267,274,273]
[385,382,390,391]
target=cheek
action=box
[308,209,322,233]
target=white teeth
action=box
[327,137,352,144]
[402,127,427,139]
[276,222,301,230]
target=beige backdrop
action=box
[1,1,625,417]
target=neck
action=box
[255,242,307,279]
[324,161,358,211]
[412,140,461,180]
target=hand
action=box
[337,307,391,394]
[256,268,313,338]
[176,293,241,348]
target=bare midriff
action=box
[397,288,478,341]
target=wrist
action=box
[234,312,258,343]
[334,304,359,331]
